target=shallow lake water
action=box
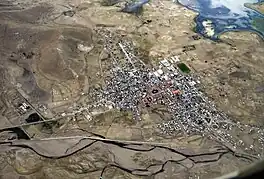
[177,0,264,39]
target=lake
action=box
[176,0,264,39]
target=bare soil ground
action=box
[0,0,263,178]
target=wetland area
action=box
[177,0,264,39]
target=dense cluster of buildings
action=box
[97,33,230,137]
[86,29,264,154]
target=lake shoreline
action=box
[175,0,264,41]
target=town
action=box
[86,29,264,153]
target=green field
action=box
[177,63,191,73]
